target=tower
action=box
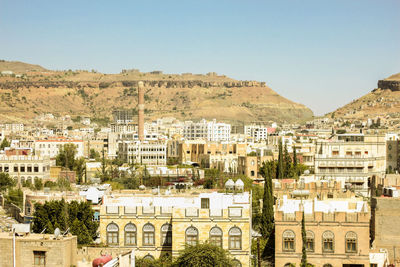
[138,81,145,141]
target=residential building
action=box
[118,141,167,165]
[34,138,84,158]
[0,230,77,267]
[386,140,399,173]
[314,134,386,197]
[275,196,370,267]
[244,125,269,142]
[183,119,231,142]
[0,155,52,183]
[99,190,251,266]
[371,197,400,265]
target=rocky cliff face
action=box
[377,80,400,91]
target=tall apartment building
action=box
[275,196,370,267]
[112,110,134,124]
[314,134,386,197]
[118,141,167,165]
[244,125,268,142]
[100,191,251,266]
[0,155,51,183]
[183,119,231,142]
[34,138,84,158]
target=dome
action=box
[139,185,146,190]
[235,179,244,190]
[225,179,235,189]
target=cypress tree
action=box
[277,141,284,179]
[293,147,298,177]
[260,161,274,237]
[300,211,307,267]
[283,143,292,178]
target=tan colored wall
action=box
[99,205,251,266]
[0,234,77,267]
[275,210,370,267]
[372,197,400,264]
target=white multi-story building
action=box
[118,141,167,165]
[34,138,84,158]
[0,155,52,183]
[183,119,231,142]
[314,134,386,197]
[244,125,268,142]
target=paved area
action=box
[0,206,17,232]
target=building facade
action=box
[275,196,370,267]
[118,141,167,165]
[315,134,386,196]
[0,155,51,183]
[99,191,251,266]
[0,232,77,267]
[183,119,231,142]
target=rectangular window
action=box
[323,240,334,252]
[306,238,314,252]
[201,198,210,209]
[283,238,294,251]
[14,166,18,172]
[143,232,154,246]
[346,239,357,253]
[34,251,46,266]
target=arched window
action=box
[306,231,314,252]
[283,230,295,251]
[124,223,136,246]
[106,223,119,245]
[27,164,32,173]
[345,231,357,253]
[209,227,223,247]
[323,264,333,267]
[229,227,242,250]
[322,231,334,253]
[284,263,294,267]
[185,226,198,246]
[161,223,172,246]
[143,223,155,246]
[232,259,242,267]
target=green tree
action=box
[0,138,10,150]
[32,200,98,245]
[174,243,235,267]
[283,143,292,178]
[5,188,23,208]
[301,211,307,267]
[89,149,100,161]
[34,177,43,190]
[259,161,276,262]
[277,141,284,179]
[56,144,77,170]
[74,157,86,184]
[0,172,15,191]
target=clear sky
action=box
[1,0,399,115]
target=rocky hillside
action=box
[0,60,47,73]
[330,73,400,121]
[0,61,313,124]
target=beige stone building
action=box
[237,155,273,181]
[99,191,251,266]
[275,196,370,267]
[0,155,52,184]
[0,231,77,267]
[371,197,400,265]
[315,134,386,197]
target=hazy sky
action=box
[1,0,400,115]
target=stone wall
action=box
[371,197,400,265]
[378,80,400,91]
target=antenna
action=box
[63,228,70,236]
[54,228,61,239]
[40,228,47,234]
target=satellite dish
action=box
[54,228,61,239]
